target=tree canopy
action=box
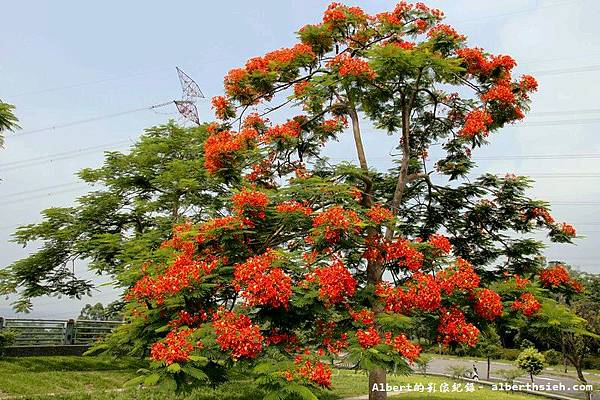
[0,101,19,147]
[0,122,224,311]
[1,2,587,400]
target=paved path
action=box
[425,357,597,399]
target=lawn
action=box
[0,356,540,400]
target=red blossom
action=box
[459,109,493,138]
[356,327,381,348]
[428,233,452,254]
[511,292,541,316]
[539,264,582,292]
[211,96,232,120]
[393,334,422,363]
[313,259,357,304]
[481,80,516,104]
[436,257,480,295]
[427,24,465,41]
[560,223,576,237]
[327,54,376,79]
[276,200,313,216]
[438,308,479,347]
[366,204,395,225]
[231,188,269,219]
[233,251,292,308]
[213,309,264,360]
[263,119,302,143]
[150,328,197,365]
[474,288,504,320]
[350,308,375,325]
[385,239,424,271]
[312,206,361,243]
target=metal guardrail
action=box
[0,317,124,347]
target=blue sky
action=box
[1,0,599,318]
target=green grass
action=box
[0,356,541,400]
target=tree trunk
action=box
[487,357,491,380]
[530,372,534,383]
[369,367,387,400]
[561,334,568,373]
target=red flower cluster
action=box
[294,81,310,97]
[263,119,302,143]
[366,204,395,224]
[264,43,316,68]
[211,96,232,120]
[242,112,266,130]
[321,117,347,134]
[375,273,441,314]
[313,259,357,304]
[481,80,515,104]
[459,109,493,138]
[213,310,264,360]
[323,2,367,25]
[437,258,480,294]
[520,75,538,92]
[427,24,465,41]
[393,334,422,363]
[233,251,292,308]
[428,233,451,254]
[327,54,376,79]
[438,308,479,347]
[129,256,217,303]
[539,264,582,292]
[294,358,332,388]
[511,292,541,316]
[231,188,269,219]
[356,327,381,348]
[531,207,555,224]
[312,206,361,243]
[204,130,255,174]
[350,308,375,325]
[276,200,313,216]
[560,223,577,237]
[385,239,424,271]
[457,47,516,77]
[168,310,201,328]
[406,273,442,312]
[474,288,504,320]
[150,328,196,365]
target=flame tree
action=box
[114,2,580,399]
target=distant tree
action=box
[476,326,502,380]
[0,101,19,147]
[0,122,223,311]
[515,347,545,382]
[79,301,124,321]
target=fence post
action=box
[65,319,75,345]
[0,317,4,329]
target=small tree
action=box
[0,101,19,147]
[79,301,124,321]
[415,354,432,376]
[477,326,502,380]
[515,347,545,383]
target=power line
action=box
[475,154,600,160]
[8,101,173,139]
[0,186,88,207]
[0,181,84,200]
[0,139,133,169]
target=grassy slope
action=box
[0,356,539,400]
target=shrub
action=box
[497,348,521,361]
[543,349,562,366]
[0,329,17,355]
[497,368,525,385]
[446,365,470,379]
[415,355,433,375]
[519,339,535,350]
